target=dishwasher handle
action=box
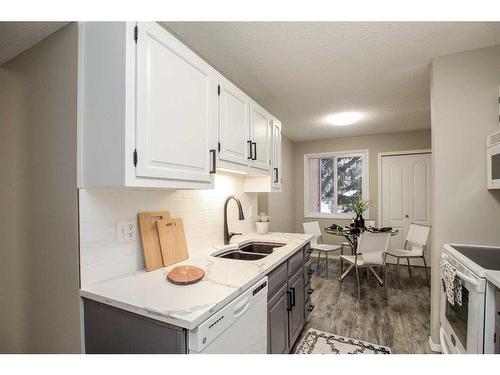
[232,297,251,318]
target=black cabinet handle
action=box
[274,167,278,183]
[290,287,296,307]
[209,149,216,174]
[307,269,314,275]
[252,142,257,160]
[307,304,315,312]
[286,291,292,311]
[247,140,253,159]
[308,288,314,295]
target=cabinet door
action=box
[288,268,305,346]
[271,120,282,190]
[136,22,216,182]
[218,79,250,166]
[268,284,289,354]
[250,104,271,171]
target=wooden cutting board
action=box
[138,211,171,271]
[167,265,205,285]
[156,218,189,267]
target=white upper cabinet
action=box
[218,77,250,167]
[250,104,271,171]
[79,22,217,189]
[78,21,279,191]
[216,79,275,177]
[136,22,217,182]
[271,120,282,190]
[243,118,283,193]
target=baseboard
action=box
[428,336,442,353]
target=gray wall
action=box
[293,130,432,245]
[0,23,80,353]
[259,136,296,233]
[430,45,500,345]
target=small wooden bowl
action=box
[167,265,205,285]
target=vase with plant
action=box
[256,212,270,234]
[350,198,370,228]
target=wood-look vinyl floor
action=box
[296,257,432,354]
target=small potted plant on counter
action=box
[256,212,270,234]
[351,198,370,228]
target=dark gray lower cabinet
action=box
[267,242,311,354]
[267,284,290,354]
[288,268,305,345]
[83,298,187,353]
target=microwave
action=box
[487,130,500,189]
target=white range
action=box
[440,243,500,354]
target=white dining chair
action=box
[303,221,341,277]
[339,231,391,299]
[385,223,431,286]
[341,220,376,255]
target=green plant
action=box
[350,198,370,216]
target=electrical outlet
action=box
[117,220,137,243]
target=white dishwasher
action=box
[188,277,268,354]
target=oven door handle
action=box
[455,271,479,289]
[439,327,451,354]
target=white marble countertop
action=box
[486,270,500,290]
[80,232,312,330]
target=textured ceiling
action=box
[0,22,68,66]
[162,22,500,141]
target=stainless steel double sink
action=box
[213,242,286,261]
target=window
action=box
[304,150,369,218]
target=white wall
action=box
[430,44,500,345]
[294,130,432,244]
[79,174,257,287]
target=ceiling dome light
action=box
[324,111,363,126]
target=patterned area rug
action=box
[295,328,392,354]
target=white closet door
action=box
[135,22,216,182]
[250,105,271,171]
[218,79,250,166]
[408,154,432,225]
[381,155,410,251]
[381,152,432,257]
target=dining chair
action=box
[341,220,376,254]
[303,221,341,277]
[385,223,431,286]
[339,231,391,299]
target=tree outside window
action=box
[306,151,367,217]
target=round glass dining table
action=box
[323,226,399,254]
[323,226,398,282]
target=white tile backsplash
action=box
[79,174,257,287]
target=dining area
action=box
[297,216,433,353]
[302,219,431,299]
